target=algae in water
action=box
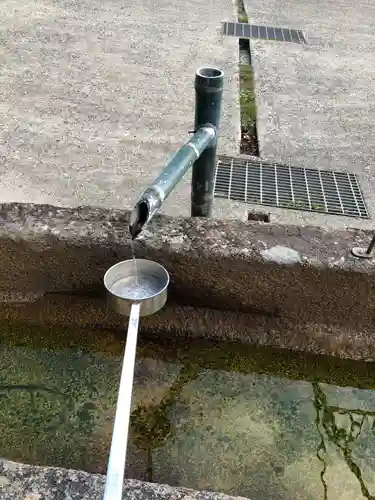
[2,321,375,498]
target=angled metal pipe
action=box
[129,125,216,239]
[129,67,223,240]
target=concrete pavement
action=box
[0,0,240,217]
[243,0,375,229]
[4,0,375,230]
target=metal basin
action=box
[104,259,169,317]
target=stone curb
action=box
[0,460,249,499]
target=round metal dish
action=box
[104,259,169,317]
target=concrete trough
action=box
[1,202,375,361]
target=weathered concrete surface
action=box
[0,460,249,499]
[4,296,375,361]
[242,0,375,230]
[2,203,375,359]
[0,0,240,219]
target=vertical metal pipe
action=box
[352,232,375,258]
[365,233,375,255]
[191,67,224,217]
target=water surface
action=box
[1,321,375,499]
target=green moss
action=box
[281,200,325,211]
[131,364,201,451]
[236,0,248,23]
[138,335,375,391]
[311,202,325,211]
[2,319,375,391]
[281,200,309,210]
[0,342,120,472]
[239,64,257,134]
[0,320,123,356]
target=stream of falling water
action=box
[109,236,156,301]
[130,239,138,286]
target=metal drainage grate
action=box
[222,22,307,44]
[214,156,369,218]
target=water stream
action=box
[130,239,138,287]
[2,321,375,499]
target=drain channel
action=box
[239,41,259,156]
[214,156,369,218]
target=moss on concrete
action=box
[236,0,248,23]
[0,320,123,356]
[239,62,259,154]
[239,64,257,132]
[139,335,375,391]
[2,320,375,390]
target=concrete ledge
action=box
[0,460,249,499]
[3,295,375,361]
[1,203,375,359]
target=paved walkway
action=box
[243,0,375,229]
[0,0,239,218]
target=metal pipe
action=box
[191,67,224,217]
[352,232,375,259]
[366,234,375,254]
[129,124,216,239]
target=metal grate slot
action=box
[222,22,307,44]
[214,156,369,218]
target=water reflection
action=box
[313,382,375,500]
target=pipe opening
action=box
[129,201,149,240]
[196,67,223,79]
